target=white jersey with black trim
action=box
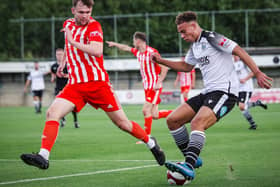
[185,30,239,96]
[234,60,254,92]
[27,70,45,91]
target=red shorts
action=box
[181,86,191,94]
[144,88,162,105]
[57,81,121,112]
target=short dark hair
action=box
[133,32,146,42]
[175,11,197,25]
[72,0,94,8]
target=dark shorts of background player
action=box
[32,90,44,98]
[237,91,252,105]
[186,91,237,121]
[54,87,63,96]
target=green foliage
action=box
[1,0,280,60]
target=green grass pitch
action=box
[0,104,279,187]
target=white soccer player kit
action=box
[28,70,45,91]
[185,30,239,96]
[234,60,254,92]
[185,30,239,120]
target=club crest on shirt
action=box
[201,42,207,50]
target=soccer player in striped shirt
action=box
[174,69,196,103]
[20,0,165,169]
[106,33,173,141]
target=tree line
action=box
[1,0,280,61]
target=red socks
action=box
[158,110,173,119]
[130,121,149,143]
[41,121,59,152]
[144,116,153,135]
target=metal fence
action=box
[9,8,280,61]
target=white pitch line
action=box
[0,164,158,185]
[0,159,155,162]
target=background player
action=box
[151,11,272,181]
[174,68,196,103]
[233,55,267,130]
[51,48,79,128]
[20,0,165,169]
[24,61,48,114]
[106,33,172,142]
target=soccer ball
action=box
[167,170,190,185]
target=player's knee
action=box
[46,107,59,121]
[166,115,178,130]
[190,118,206,131]
[142,108,151,117]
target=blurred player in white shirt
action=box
[24,61,48,113]
[233,55,267,130]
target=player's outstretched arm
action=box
[65,27,103,57]
[151,53,194,72]
[233,45,273,89]
[106,41,132,52]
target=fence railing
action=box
[9,8,280,61]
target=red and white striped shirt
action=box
[178,69,195,87]
[63,17,109,84]
[131,46,161,90]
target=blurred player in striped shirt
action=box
[107,33,173,142]
[174,69,196,103]
[20,0,165,169]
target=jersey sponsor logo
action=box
[219,37,231,48]
[219,37,227,46]
[220,106,228,117]
[90,31,103,39]
[208,99,213,104]
[198,56,210,67]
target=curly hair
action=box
[175,11,197,25]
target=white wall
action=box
[0,55,279,73]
